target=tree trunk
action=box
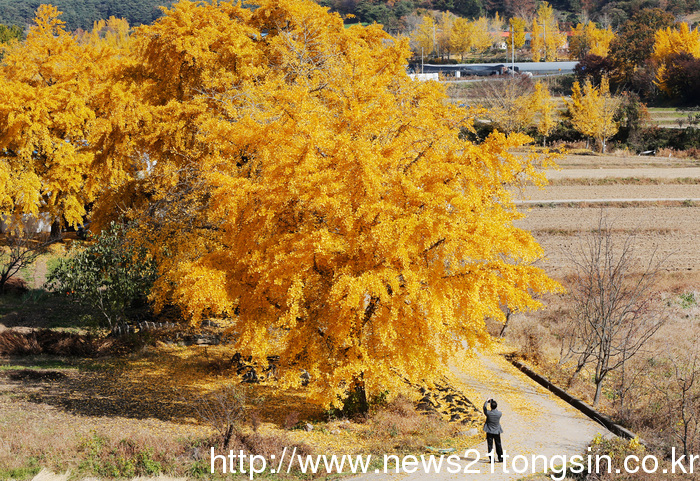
[355,380,369,415]
[499,308,512,337]
[567,362,586,388]
[50,220,62,240]
[223,424,234,449]
[593,378,603,406]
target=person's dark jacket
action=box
[483,401,503,434]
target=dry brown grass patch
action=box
[549,177,700,186]
[0,397,203,479]
[533,227,681,236]
[362,395,456,453]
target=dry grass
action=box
[549,177,700,186]
[361,395,457,453]
[548,140,594,154]
[610,147,633,157]
[527,200,699,208]
[28,469,190,481]
[657,147,700,160]
[0,397,205,479]
[532,227,681,236]
[0,330,154,357]
[0,338,480,479]
[507,266,700,462]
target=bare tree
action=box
[564,213,667,405]
[468,75,536,134]
[658,344,700,458]
[1,230,56,293]
[194,384,248,449]
[613,353,649,413]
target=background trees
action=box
[410,13,492,59]
[566,77,620,153]
[507,16,527,59]
[436,12,454,58]
[467,77,559,144]
[607,8,675,95]
[655,53,700,105]
[531,81,558,145]
[412,14,436,55]
[473,75,537,133]
[0,24,22,43]
[652,22,700,61]
[653,23,700,104]
[530,2,564,62]
[450,17,473,60]
[569,21,614,60]
[0,0,173,31]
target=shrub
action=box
[364,395,454,452]
[569,435,646,480]
[617,125,700,153]
[46,222,156,328]
[194,384,249,449]
[658,53,700,105]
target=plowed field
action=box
[513,154,700,278]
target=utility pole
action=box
[511,23,515,74]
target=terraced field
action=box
[647,108,700,129]
[513,153,700,278]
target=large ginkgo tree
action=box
[4,0,559,408]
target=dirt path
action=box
[349,353,608,481]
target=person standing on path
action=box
[483,398,504,462]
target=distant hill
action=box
[0,0,174,31]
[0,0,695,34]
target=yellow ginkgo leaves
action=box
[0,5,130,229]
[566,77,620,153]
[2,0,560,408]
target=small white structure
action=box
[409,73,440,81]
[0,213,53,234]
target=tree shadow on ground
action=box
[0,290,98,330]
[0,346,323,427]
